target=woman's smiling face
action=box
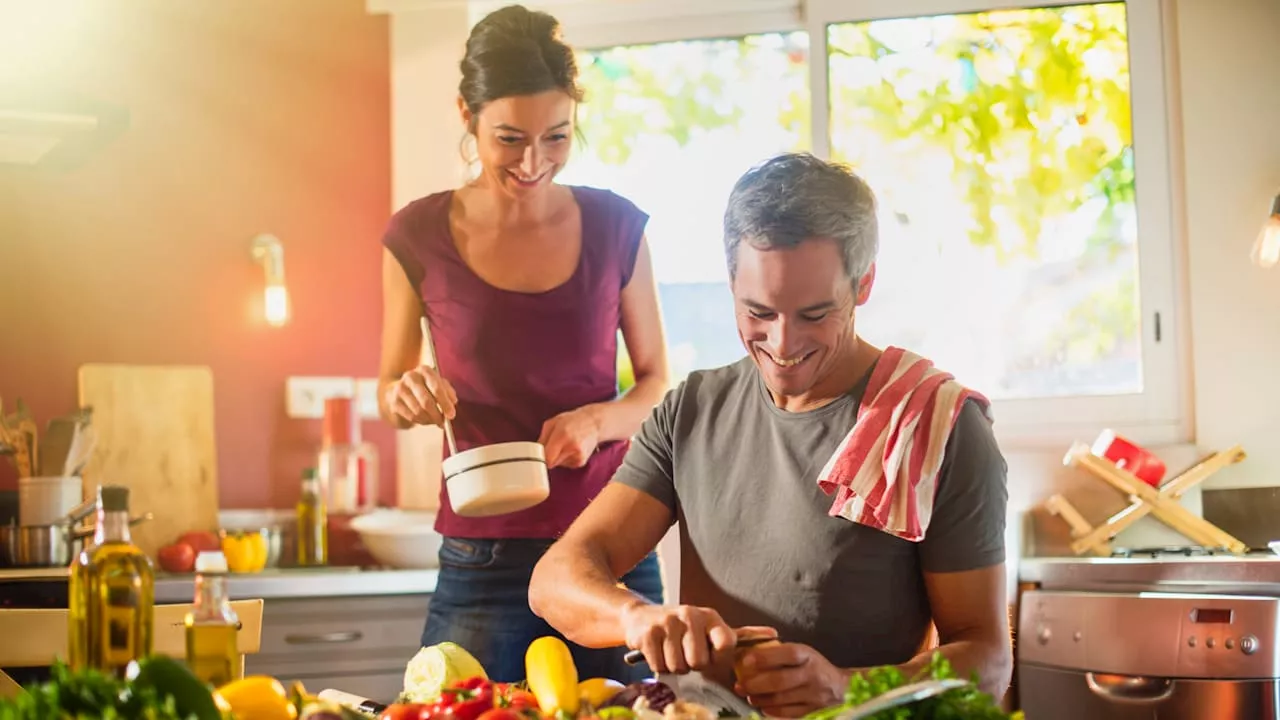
[463,89,575,199]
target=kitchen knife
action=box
[834,679,969,719]
[318,689,388,717]
[623,634,777,666]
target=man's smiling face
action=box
[732,237,873,409]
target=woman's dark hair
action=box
[459,4,584,128]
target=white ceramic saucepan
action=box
[419,317,550,518]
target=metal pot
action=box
[0,499,90,567]
[15,524,74,567]
[2,510,153,568]
[0,522,17,567]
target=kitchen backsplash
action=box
[1203,487,1280,549]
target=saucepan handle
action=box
[1085,672,1175,704]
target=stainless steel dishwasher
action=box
[1019,589,1280,718]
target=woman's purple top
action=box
[382,186,649,538]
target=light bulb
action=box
[251,233,290,327]
[1252,211,1280,269]
[264,283,290,327]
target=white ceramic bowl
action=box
[349,509,442,569]
[442,441,550,518]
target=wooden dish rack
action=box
[1046,442,1249,557]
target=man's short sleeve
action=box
[612,384,681,513]
[918,399,1009,573]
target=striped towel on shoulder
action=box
[816,346,991,542]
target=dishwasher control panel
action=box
[1018,590,1280,679]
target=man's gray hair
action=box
[723,153,879,285]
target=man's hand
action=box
[621,603,751,673]
[734,642,848,718]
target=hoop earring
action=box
[458,133,481,183]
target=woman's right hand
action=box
[384,365,458,427]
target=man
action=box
[529,153,1012,717]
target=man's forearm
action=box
[891,637,1013,700]
[529,542,652,648]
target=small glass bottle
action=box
[184,551,241,686]
[297,468,328,566]
[319,397,379,513]
[68,485,155,678]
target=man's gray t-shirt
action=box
[614,357,1008,669]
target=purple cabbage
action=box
[601,680,677,712]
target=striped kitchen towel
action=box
[816,346,992,542]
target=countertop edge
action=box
[158,569,440,602]
[0,567,439,602]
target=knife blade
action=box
[318,688,388,716]
[834,679,969,720]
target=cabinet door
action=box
[1018,665,1280,720]
[247,594,429,702]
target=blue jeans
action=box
[421,537,665,683]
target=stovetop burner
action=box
[1110,545,1276,558]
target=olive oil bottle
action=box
[296,467,328,566]
[184,551,241,686]
[68,485,155,678]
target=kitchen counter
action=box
[0,566,438,602]
[0,565,435,701]
[1020,552,1280,595]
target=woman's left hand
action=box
[538,406,603,469]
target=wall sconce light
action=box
[250,233,290,327]
[1252,193,1280,269]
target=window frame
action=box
[515,0,1191,450]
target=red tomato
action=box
[178,530,222,555]
[476,710,525,720]
[156,542,196,573]
[503,690,538,712]
[380,703,452,720]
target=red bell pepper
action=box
[443,677,496,720]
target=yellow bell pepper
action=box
[525,636,580,715]
[579,677,624,707]
[214,676,298,720]
[222,531,269,573]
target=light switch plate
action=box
[285,376,355,419]
[285,376,382,420]
[355,378,380,420]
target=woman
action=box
[377,4,671,683]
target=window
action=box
[829,4,1139,401]
[557,33,811,381]
[548,0,1185,447]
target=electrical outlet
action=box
[355,378,380,420]
[286,376,356,419]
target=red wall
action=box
[0,1,394,509]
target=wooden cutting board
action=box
[77,364,220,557]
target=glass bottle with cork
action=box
[318,396,379,514]
[68,485,155,678]
[184,550,241,686]
[296,467,328,566]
